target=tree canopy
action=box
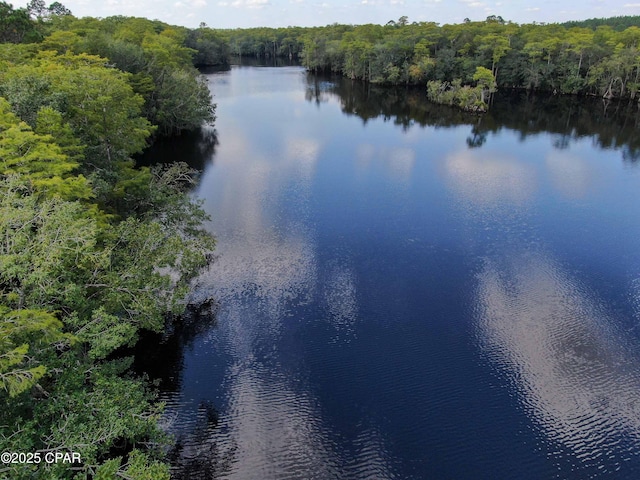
[0,5,218,479]
[211,15,640,101]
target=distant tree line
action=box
[561,15,640,31]
[5,4,640,102]
[217,15,640,102]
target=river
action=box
[138,63,640,479]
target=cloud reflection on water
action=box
[545,150,594,200]
[442,142,640,474]
[444,150,537,207]
[355,143,415,185]
[192,125,398,478]
[476,253,640,474]
[323,262,358,341]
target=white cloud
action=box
[459,0,486,7]
[525,6,540,11]
[229,0,270,8]
[10,0,632,29]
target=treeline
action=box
[219,15,640,100]
[0,3,219,479]
[561,15,640,31]
[220,26,307,59]
[20,11,640,102]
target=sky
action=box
[10,0,640,29]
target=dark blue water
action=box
[150,66,640,479]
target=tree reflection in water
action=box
[305,72,640,160]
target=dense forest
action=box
[9,5,640,103]
[217,15,640,103]
[0,2,223,479]
[2,1,640,477]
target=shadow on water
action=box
[305,73,640,160]
[164,390,237,480]
[199,65,232,75]
[134,300,218,393]
[165,402,236,480]
[135,127,219,171]
[133,303,234,479]
[229,56,302,68]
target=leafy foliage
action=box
[39,16,219,136]
[0,2,39,43]
[0,9,218,479]
[216,16,640,100]
[0,307,69,397]
[0,100,91,199]
[427,67,496,112]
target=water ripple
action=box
[475,252,640,476]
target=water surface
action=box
[143,65,640,479]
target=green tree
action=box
[149,68,214,135]
[0,12,219,479]
[0,98,91,200]
[473,65,497,103]
[0,2,39,43]
[0,53,155,166]
[0,307,69,397]
[409,39,435,82]
[47,1,72,17]
[476,32,511,80]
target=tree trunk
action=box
[603,78,614,99]
[577,52,583,77]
